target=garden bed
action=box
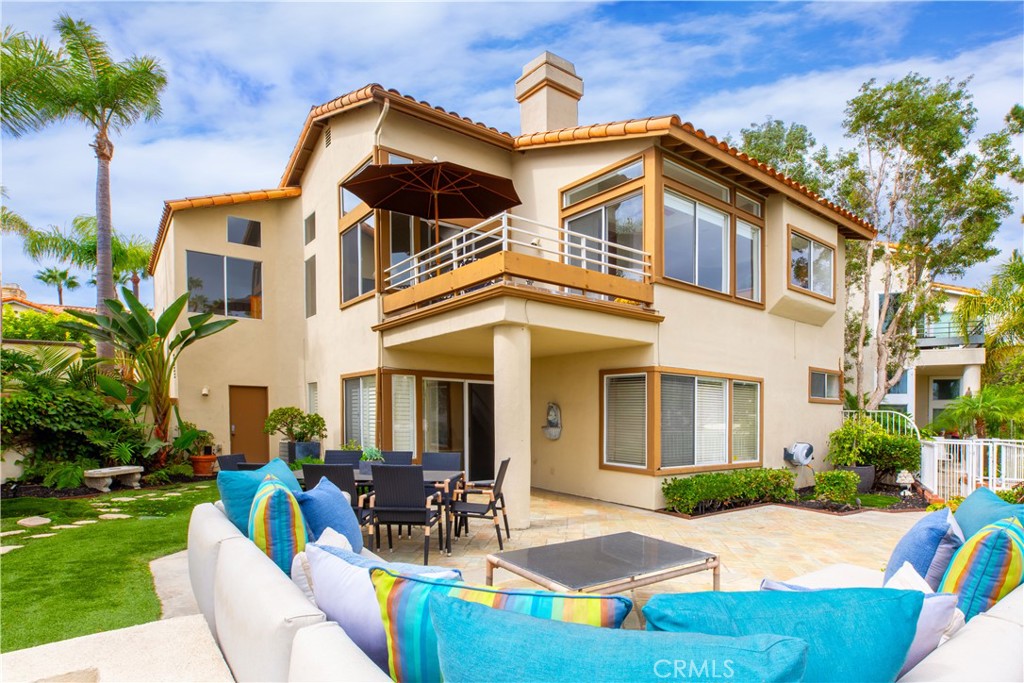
[0,474,212,500]
[659,483,927,519]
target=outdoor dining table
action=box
[352,468,463,486]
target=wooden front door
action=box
[229,386,269,462]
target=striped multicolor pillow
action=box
[939,517,1024,621]
[371,568,632,683]
[248,474,307,573]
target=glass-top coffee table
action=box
[485,531,719,594]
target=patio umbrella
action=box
[342,161,521,245]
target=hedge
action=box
[662,468,796,515]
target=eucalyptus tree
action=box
[1,15,167,358]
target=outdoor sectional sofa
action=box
[188,499,1023,682]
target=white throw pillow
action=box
[290,528,355,602]
[883,561,964,676]
[883,561,935,593]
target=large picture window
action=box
[341,214,375,302]
[603,368,762,473]
[340,159,372,217]
[662,155,764,304]
[227,216,261,247]
[186,250,262,319]
[790,228,834,300]
[344,375,377,448]
[564,160,643,207]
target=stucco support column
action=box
[493,324,531,530]
[962,365,982,397]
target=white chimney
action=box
[514,52,583,135]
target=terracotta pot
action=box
[190,454,217,477]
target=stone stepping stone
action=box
[73,520,98,525]
[0,545,23,555]
[195,485,210,489]
[105,508,122,513]
[51,525,80,529]
[110,497,137,502]
[164,492,182,497]
[17,516,51,527]
[98,513,132,520]
[28,533,56,539]
[0,530,26,537]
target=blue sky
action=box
[2,1,1022,307]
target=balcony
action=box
[382,213,653,316]
[916,319,984,349]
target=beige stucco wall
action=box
[160,199,305,450]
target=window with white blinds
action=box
[695,377,728,465]
[307,382,318,415]
[660,375,695,467]
[391,374,416,452]
[604,374,647,467]
[344,375,376,448]
[732,381,759,461]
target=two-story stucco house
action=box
[150,53,876,527]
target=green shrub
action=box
[290,456,322,472]
[661,468,796,515]
[143,462,194,486]
[814,470,860,505]
[997,483,1024,504]
[1,306,96,354]
[827,416,887,467]
[927,495,965,512]
[263,407,327,442]
[864,433,921,479]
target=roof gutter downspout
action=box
[374,98,391,149]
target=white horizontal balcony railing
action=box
[382,212,653,314]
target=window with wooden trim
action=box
[227,216,261,247]
[339,159,372,217]
[563,159,643,208]
[661,155,765,304]
[344,375,376,447]
[790,229,834,299]
[604,374,647,467]
[809,368,841,403]
[186,250,262,319]
[340,214,375,303]
[391,374,417,452]
[566,193,644,280]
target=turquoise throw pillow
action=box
[954,487,1024,540]
[430,594,808,683]
[295,478,363,553]
[217,458,302,532]
[643,588,922,683]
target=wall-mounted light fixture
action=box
[201,386,210,397]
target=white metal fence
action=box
[842,409,922,439]
[919,438,1024,499]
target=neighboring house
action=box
[1,283,97,316]
[149,53,875,522]
[859,273,985,427]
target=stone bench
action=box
[84,466,144,493]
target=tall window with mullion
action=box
[664,191,730,294]
[341,214,375,302]
[390,374,417,452]
[731,381,759,462]
[604,374,647,467]
[186,250,262,319]
[566,194,644,280]
[790,231,833,298]
[344,375,377,448]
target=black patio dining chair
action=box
[216,454,247,472]
[381,451,414,465]
[450,457,511,550]
[302,464,371,528]
[324,450,361,467]
[368,464,444,564]
[421,451,462,471]
[236,462,263,471]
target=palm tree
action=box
[1,15,166,358]
[34,266,80,305]
[0,187,33,236]
[955,251,1024,383]
[931,386,1024,438]
[25,215,154,299]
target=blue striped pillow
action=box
[248,475,307,573]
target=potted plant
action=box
[186,422,217,476]
[263,407,327,463]
[359,445,384,475]
[826,415,885,493]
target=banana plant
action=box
[62,287,234,466]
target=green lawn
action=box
[0,482,219,652]
[857,493,900,509]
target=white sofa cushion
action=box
[288,622,391,682]
[187,502,248,642]
[785,563,885,589]
[214,539,326,682]
[898,610,1024,682]
[984,584,1024,627]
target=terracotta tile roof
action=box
[148,187,301,274]
[1,296,97,315]
[279,84,514,187]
